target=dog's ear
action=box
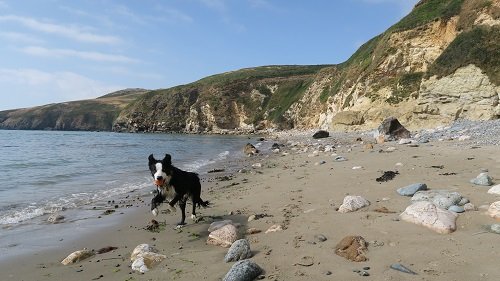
[148,154,155,164]
[163,154,172,165]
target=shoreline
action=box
[1,126,499,280]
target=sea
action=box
[0,130,249,260]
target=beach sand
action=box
[1,134,499,281]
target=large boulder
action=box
[377,117,410,141]
[400,201,458,234]
[331,111,365,126]
[312,130,329,139]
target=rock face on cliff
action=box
[1,0,498,132]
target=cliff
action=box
[1,0,498,133]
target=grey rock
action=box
[313,130,329,139]
[448,205,465,213]
[390,263,417,275]
[314,234,327,242]
[334,156,347,162]
[224,239,252,263]
[223,259,263,281]
[470,173,493,186]
[397,183,428,196]
[378,117,410,141]
[458,197,469,206]
[411,190,464,210]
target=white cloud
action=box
[0,68,123,108]
[0,15,121,44]
[0,31,44,44]
[20,46,139,63]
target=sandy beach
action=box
[1,129,499,281]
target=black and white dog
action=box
[148,154,209,226]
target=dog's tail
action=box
[197,198,210,208]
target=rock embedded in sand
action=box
[338,196,370,213]
[470,173,493,186]
[130,244,166,273]
[397,183,428,196]
[488,201,500,220]
[61,249,95,265]
[334,236,368,262]
[223,259,263,281]
[411,190,465,210]
[312,130,329,139]
[246,228,261,235]
[207,224,238,248]
[224,239,252,262]
[487,184,500,195]
[208,220,234,232]
[265,224,283,233]
[400,201,458,234]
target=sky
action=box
[0,0,419,111]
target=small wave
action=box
[0,180,151,225]
[182,151,230,171]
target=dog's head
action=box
[148,154,172,186]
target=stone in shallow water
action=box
[397,183,427,196]
[400,201,458,234]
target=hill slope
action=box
[1,0,498,132]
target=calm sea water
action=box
[0,130,248,258]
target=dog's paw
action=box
[191,214,197,221]
[168,205,177,213]
[175,223,186,229]
[151,208,158,217]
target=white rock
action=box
[398,138,412,145]
[352,166,363,170]
[61,249,95,265]
[208,220,234,232]
[265,224,283,233]
[338,196,370,213]
[400,201,458,234]
[458,135,471,141]
[131,244,157,261]
[487,185,500,195]
[252,163,262,168]
[488,201,500,220]
[131,252,166,273]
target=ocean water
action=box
[0,130,248,258]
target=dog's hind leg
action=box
[177,198,187,226]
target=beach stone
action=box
[364,143,374,150]
[244,143,259,156]
[314,234,327,242]
[487,184,500,195]
[463,203,476,211]
[47,213,65,223]
[334,235,368,262]
[411,190,464,210]
[246,228,261,235]
[224,239,252,262]
[265,224,283,233]
[223,259,263,281]
[312,130,329,139]
[397,183,428,196]
[400,201,458,234]
[470,173,493,186]
[334,156,347,161]
[61,249,95,265]
[377,117,411,141]
[207,224,238,248]
[488,201,500,220]
[448,205,465,213]
[131,251,166,273]
[130,244,158,261]
[208,220,234,232]
[252,163,262,168]
[338,196,370,213]
[398,138,412,145]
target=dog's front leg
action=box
[178,199,187,226]
[151,192,164,216]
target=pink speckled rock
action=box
[488,201,500,220]
[207,224,238,248]
[338,195,370,213]
[400,201,458,234]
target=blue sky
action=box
[0,0,419,110]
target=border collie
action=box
[148,154,209,226]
